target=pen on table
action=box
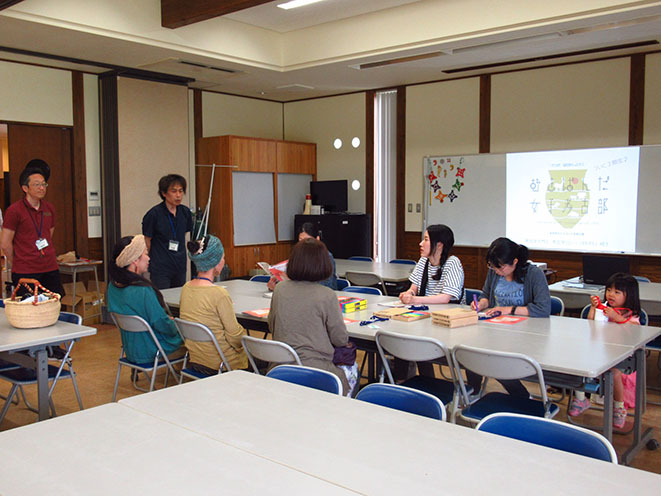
[473,294,479,312]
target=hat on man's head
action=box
[19,159,51,186]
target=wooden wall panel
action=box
[404,231,661,286]
[230,137,276,172]
[276,141,316,174]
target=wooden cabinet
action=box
[196,135,316,278]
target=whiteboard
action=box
[423,145,661,255]
[277,173,312,241]
[232,172,276,246]
[423,154,504,246]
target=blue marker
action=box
[473,294,479,312]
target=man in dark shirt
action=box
[142,174,193,289]
[0,159,65,297]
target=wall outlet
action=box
[416,203,421,213]
[89,206,102,216]
[407,203,412,212]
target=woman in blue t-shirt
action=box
[468,237,551,397]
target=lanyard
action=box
[167,210,177,239]
[596,302,633,324]
[196,277,214,283]
[23,199,44,238]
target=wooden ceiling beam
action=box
[161,0,273,29]
[0,1,24,11]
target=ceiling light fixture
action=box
[277,0,326,10]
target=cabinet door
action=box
[277,141,316,174]
[230,137,276,172]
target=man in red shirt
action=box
[0,159,64,298]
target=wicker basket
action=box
[4,278,61,329]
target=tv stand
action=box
[294,214,371,259]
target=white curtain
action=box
[374,90,397,262]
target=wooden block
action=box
[431,308,478,328]
[373,307,409,319]
[392,311,430,322]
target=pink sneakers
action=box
[568,397,590,416]
[613,407,627,429]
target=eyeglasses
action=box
[30,182,48,188]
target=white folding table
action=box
[0,402,355,495]
[119,371,661,494]
[0,311,96,420]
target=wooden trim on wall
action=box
[479,74,491,153]
[99,73,121,280]
[193,88,203,144]
[71,71,90,257]
[629,54,645,146]
[396,86,406,258]
[365,91,375,221]
[404,231,661,290]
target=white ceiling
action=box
[225,0,423,33]
[0,1,660,102]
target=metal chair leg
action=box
[0,384,18,425]
[111,362,122,402]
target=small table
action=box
[58,260,103,321]
[0,311,96,420]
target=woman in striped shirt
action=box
[399,224,465,305]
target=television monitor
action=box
[582,255,630,285]
[310,180,348,213]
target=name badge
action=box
[168,240,179,252]
[36,238,49,250]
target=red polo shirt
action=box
[3,198,58,274]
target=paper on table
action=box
[242,308,270,318]
[377,300,406,308]
[485,315,527,324]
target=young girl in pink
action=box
[568,273,642,429]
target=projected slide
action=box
[506,147,640,253]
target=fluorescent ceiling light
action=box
[277,0,326,10]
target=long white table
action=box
[0,311,97,420]
[550,278,661,316]
[334,258,413,283]
[0,402,355,495]
[119,371,660,494]
[161,279,661,463]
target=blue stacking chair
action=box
[452,345,559,425]
[343,286,382,296]
[389,259,416,265]
[336,278,350,290]
[550,296,565,316]
[348,256,373,262]
[464,288,481,305]
[249,274,271,283]
[266,364,342,395]
[174,318,231,382]
[376,330,469,422]
[356,383,446,421]
[477,412,617,463]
